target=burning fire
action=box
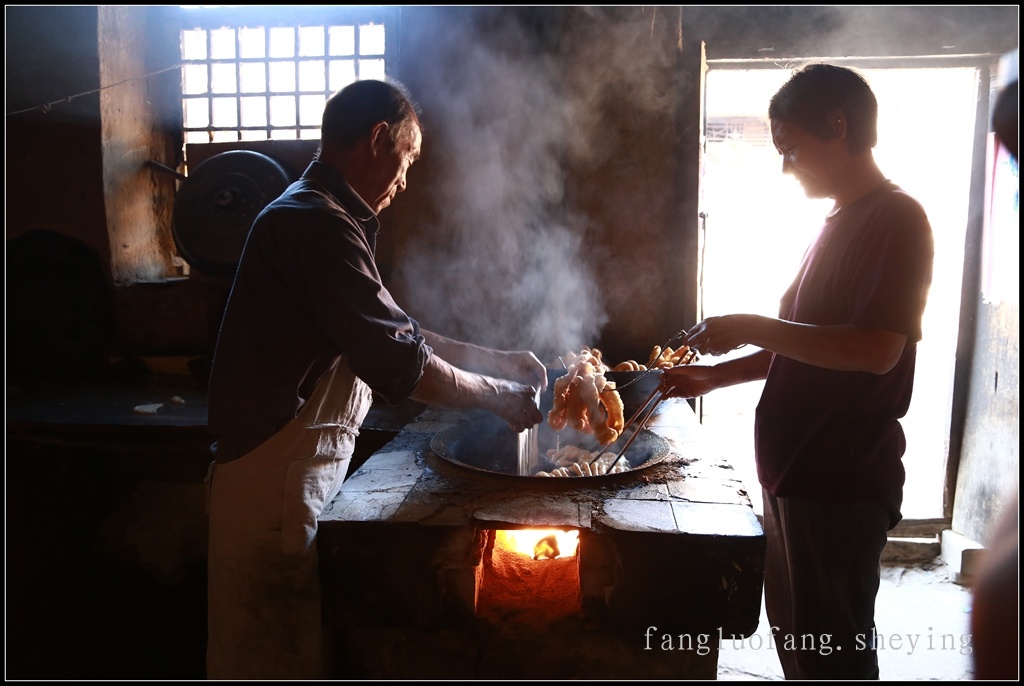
[496,529,580,559]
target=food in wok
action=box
[547,344,699,448]
[535,444,630,477]
[548,348,625,445]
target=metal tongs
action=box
[591,327,691,471]
[592,383,665,472]
[611,327,691,391]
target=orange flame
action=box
[495,529,579,559]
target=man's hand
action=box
[494,350,549,392]
[412,354,543,432]
[420,330,548,392]
[490,379,544,433]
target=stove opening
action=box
[476,528,582,624]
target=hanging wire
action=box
[6,63,185,118]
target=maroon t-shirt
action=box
[755,180,934,502]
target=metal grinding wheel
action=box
[172,150,293,277]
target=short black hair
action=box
[769,63,878,154]
[319,78,421,155]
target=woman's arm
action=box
[660,349,773,399]
[683,314,907,375]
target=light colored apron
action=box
[205,356,372,680]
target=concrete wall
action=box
[98,5,180,283]
[6,6,109,271]
[953,253,1020,544]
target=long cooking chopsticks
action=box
[591,383,665,472]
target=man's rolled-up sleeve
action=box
[302,217,433,404]
[347,319,433,404]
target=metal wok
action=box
[429,415,672,480]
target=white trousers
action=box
[205,357,372,680]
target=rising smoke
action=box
[394,7,681,365]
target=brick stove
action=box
[318,399,765,679]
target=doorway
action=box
[698,63,981,519]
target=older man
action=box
[205,79,546,679]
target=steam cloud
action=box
[395,8,680,365]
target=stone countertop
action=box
[321,398,763,540]
[318,397,768,660]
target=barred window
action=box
[705,116,771,146]
[179,7,394,144]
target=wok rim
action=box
[428,418,673,480]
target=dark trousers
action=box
[761,488,902,680]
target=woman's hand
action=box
[659,347,773,399]
[659,364,722,399]
[682,314,759,357]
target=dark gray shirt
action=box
[207,161,431,462]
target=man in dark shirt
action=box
[205,79,547,679]
[660,63,934,679]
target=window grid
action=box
[181,22,387,144]
[705,117,772,147]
